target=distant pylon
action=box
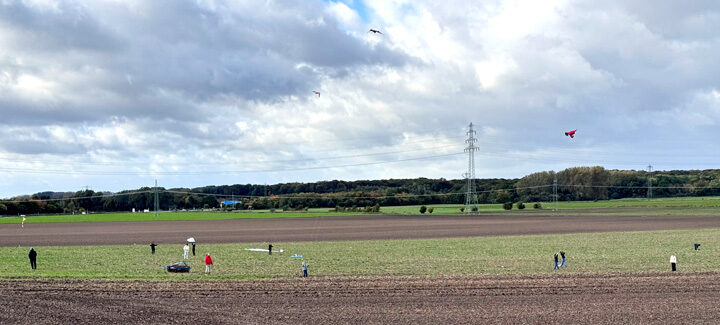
[154,179,159,217]
[464,123,479,211]
[647,164,653,200]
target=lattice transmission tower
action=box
[464,123,479,211]
[647,164,653,200]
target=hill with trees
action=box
[2,167,719,215]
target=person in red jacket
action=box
[204,253,213,275]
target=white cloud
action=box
[1,0,720,197]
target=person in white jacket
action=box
[183,244,190,260]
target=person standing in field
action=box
[22,216,26,228]
[191,242,196,256]
[301,261,309,277]
[554,253,560,270]
[560,251,567,268]
[150,242,157,255]
[28,247,37,270]
[183,244,190,260]
[204,253,213,275]
[268,244,273,255]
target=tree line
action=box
[1,167,719,215]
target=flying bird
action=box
[313,91,320,97]
[368,29,383,35]
[564,129,576,138]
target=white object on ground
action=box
[244,248,284,253]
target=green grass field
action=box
[1,228,718,280]
[3,196,720,224]
[0,211,350,224]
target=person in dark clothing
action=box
[268,244,273,255]
[150,243,157,255]
[560,251,567,268]
[553,253,559,270]
[28,247,37,270]
[191,242,196,256]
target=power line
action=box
[0,190,154,203]
[0,134,466,167]
[0,152,465,176]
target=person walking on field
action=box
[150,242,157,255]
[268,244,273,255]
[183,244,190,260]
[28,247,37,270]
[301,261,309,277]
[554,253,560,270]
[560,251,567,268]
[22,216,26,228]
[191,242,196,256]
[204,254,213,275]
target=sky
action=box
[1,0,719,197]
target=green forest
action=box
[2,167,720,215]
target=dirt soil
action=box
[2,272,720,324]
[2,214,720,246]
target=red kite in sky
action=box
[368,29,383,35]
[564,129,576,138]
[313,91,320,97]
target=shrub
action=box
[471,206,478,212]
[419,205,427,214]
[533,202,542,209]
[503,202,513,210]
[269,208,276,213]
[460,207,465,212]
[517,202,525,210]
[428,207,434,214]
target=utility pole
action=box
[553,173,558,212]
[154,179,159,217]
[464,123,479,212]
[647,164,653,200]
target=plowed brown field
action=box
[3,273,720,324]
[3,214,720,246]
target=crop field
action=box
[4,195,720,225]
[3,206,720,323]
[1,228,719,280]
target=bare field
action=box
[2,273,720,324]
[3,214,720,246]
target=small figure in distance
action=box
[564,129,576,138]
[150,242,157,255]
[554,253,559,270]
[313,91,320,97]
[204,253,213,275]
[560,251,567,268]
[191,242,196,256]
[29,247,37,270]
[268,243,273,255]
[302,261,309,278]
[22,216,26,228]
[368,28,383,35]
[183,243,190,260]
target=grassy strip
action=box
[0,211,353,224]
[3,196,720,224]
[1,228,717,281]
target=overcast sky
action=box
[1,0,719,197]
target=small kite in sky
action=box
[313,91,320,97]
[565,129,576,138]
[368,29,383,35]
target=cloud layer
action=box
[1,0,719,196]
